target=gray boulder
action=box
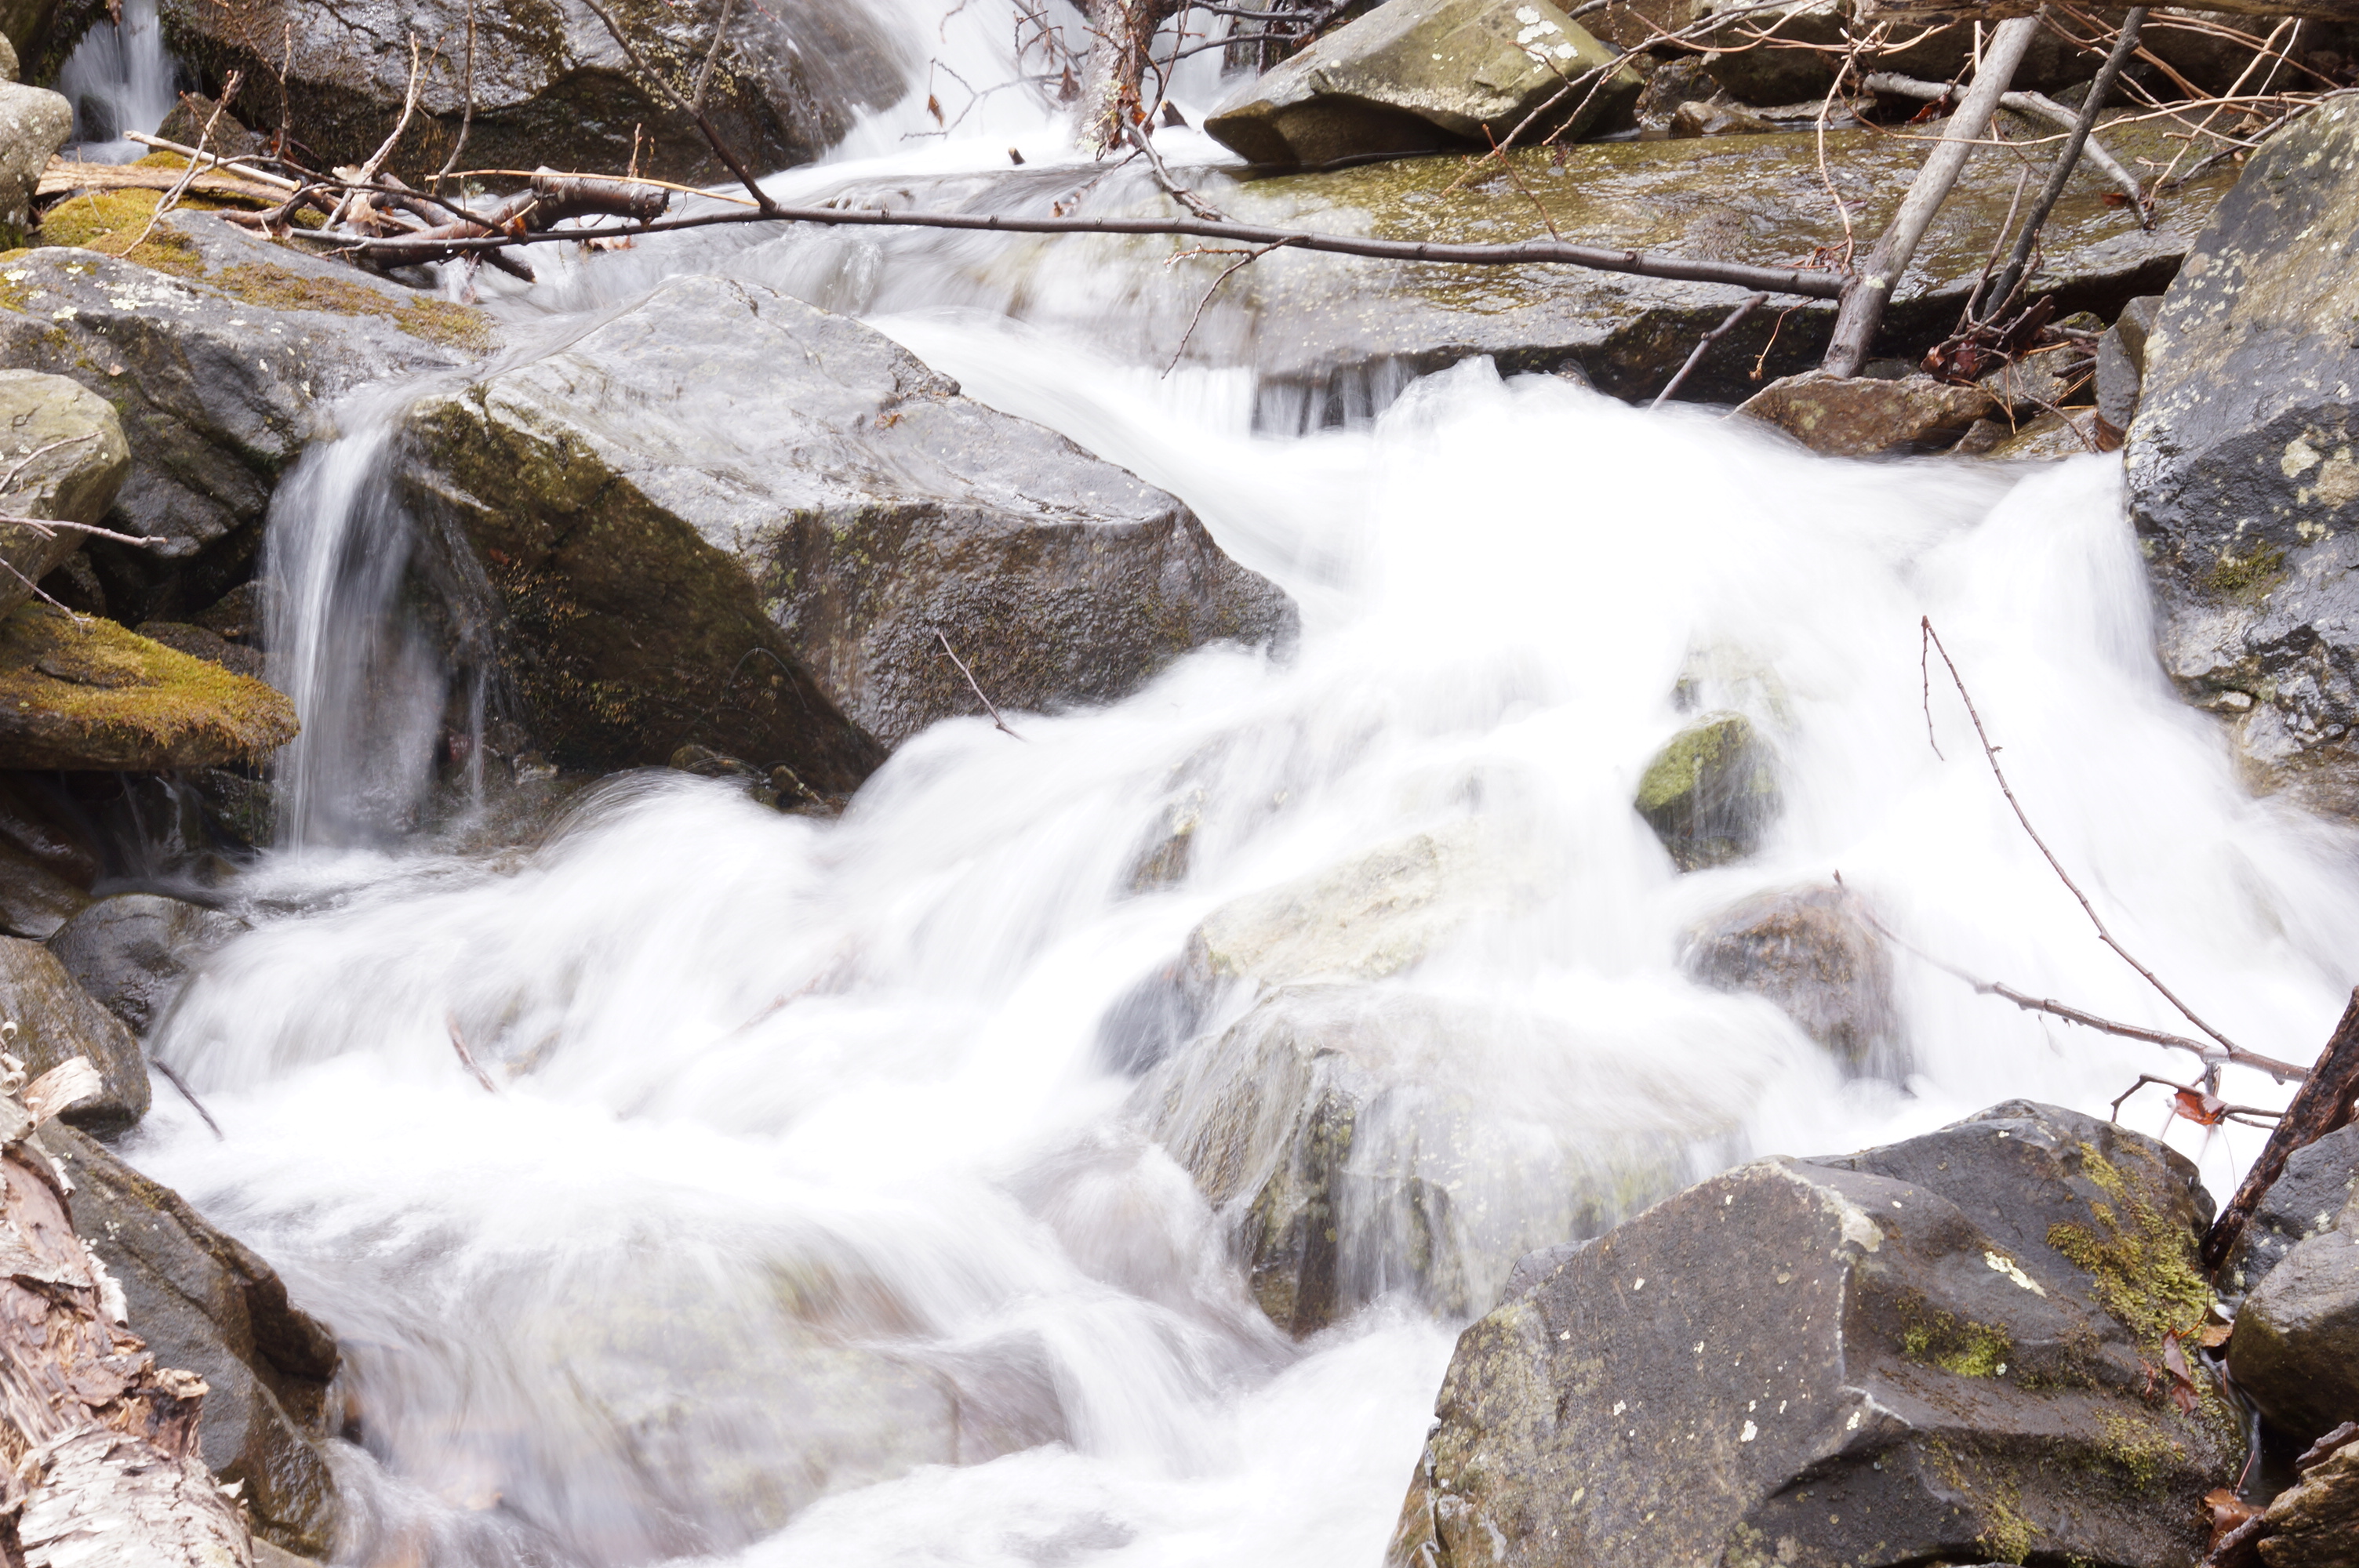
[0,211,485,620]
[48,892,245,1036]
[1634,710,1776,869]
[2230,1182,2359,1446]
[2095,292,2162,437]
[0,77,66,232]
[2220,1120,2359,1298]
[45,1125,343,1557]
[1682,884,1900,1075]
[1203,0,1642,168]
[0,933,147,1131]
[1390,1102,2236,1568]
[2126,97,2359,817]
[399,274,1294,768]
[0,837,89,938]
[0,369,131,620]
[37,0,907,185]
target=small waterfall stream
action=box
[100,4,2359,1565]
[55,0,181,162]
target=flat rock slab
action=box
[400,274,1295,768]
[2125,97,2359,818]
[1388,1101,2234,1568]
[0,603,296,769]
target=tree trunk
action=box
[0,1059,252,1567]
[1078,0,1182,153]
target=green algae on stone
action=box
[0,603,296,769]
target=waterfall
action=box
[115,4,2359,1565]
[55,0,183,163]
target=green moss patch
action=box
[35,190,206,277]
[2201,546,2286,601]
[2046,1142,2212,1355]
[207,260,497,352]
[0,603,296,769]
[1900,1302,2013,1379]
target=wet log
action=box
[0,1053,251,1566]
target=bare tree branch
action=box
[1652,292,1767,408]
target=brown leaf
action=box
[2173,1087,2229,1127]
[2200,1322,2233,1348]
[926,93,943,125]
[2162,1330,2201,1414]
[2205,1486,2261,1545]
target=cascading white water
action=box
[122,5,2359,1566]
[54,0,182,162]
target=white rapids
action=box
[96,3,2359,1566]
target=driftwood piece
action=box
[35,160,289,206]
[2203,988,2359,1273]
[0,1052,251,1566]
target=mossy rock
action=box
[0,602,296,768]
[1635,710,1777,870]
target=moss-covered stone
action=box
[0,602,296,768]
[1636,710,1777,870]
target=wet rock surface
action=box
[2221,1121,2359,1298]
[0,933,147,1131]
[0,836,87,938]
[1388,1102,2235,1568]
[2126,98,2359,818]
[2229,1181,2359,1446]
[0,602,297,770]
[0,212,485,619]
[1682,884,1899,1074]
[1204,0,1641,167]
[401,273,1293,767]
[0,369,130,619]
[37,0,910,186]
[45,1124,343,1556]
[49,892,245,1036]
[1634,710,1776,869]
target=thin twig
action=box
[2110,1073,2280,1129]
[1919,615,2254,1064]
[689,0,741,114]
[434,0,478,183]
[936,630,1022,739]
[1161,238,1297,374]
[1126,121,1225,220]
[1652,292,1766,408]
[122,73,242,255]
[578,0,779,213]
[446,1014,499,1093]
[151,1060,224,1141]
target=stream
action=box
[76,2,2359,1564]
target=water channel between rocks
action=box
[88,3,2359,1565]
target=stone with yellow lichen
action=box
[0,602,296,769]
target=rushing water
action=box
[109,5,2359,1566]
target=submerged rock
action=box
[1388,1102,2236,1568]
[45,1126,343,1556]
[35,0,909,186]
[1681,884,1899,1074]
[1634,710,1776,869]
[2126,98,2359,818]
[0,370,130,619]
[49,892,245,1036]
[0,934,147,1131]
[1141,983,1695,1336]
[1734,368,1997,456]
[0,603,296,770]
[400,274,1293,768]
[1203,0,1641,168]
[2229,1180,2359,1446]
[0,211,486,619]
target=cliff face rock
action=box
[2126,98,2359,818]
[1389,1102,2234,1568]
[400,274,1295,772]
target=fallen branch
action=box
[1651,292,1768,408]
[2201,987,2359,1273]
[1980,7,2150,316]
[446,1015,498,1093]
[1858,72,2146,209]
[148,1059,224,1142]
[1921,615,2259,1067]
[1823,13,2043,375]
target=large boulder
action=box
[1389,1102,2237,1568]
[1204,0,1643,168]
[0,369,130,619]
[45,1125,343,1556]
[1140,982,1712,1336]
[0,934,148,1130]
[49,892,245,1036]
[35,0,909,185]
[0,77,66,233]
[2229,1180,2359,1446]
[0,210,487,619]
[398,274,1295,766]
[0,602,296,769]
[2125,97,2359,817]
